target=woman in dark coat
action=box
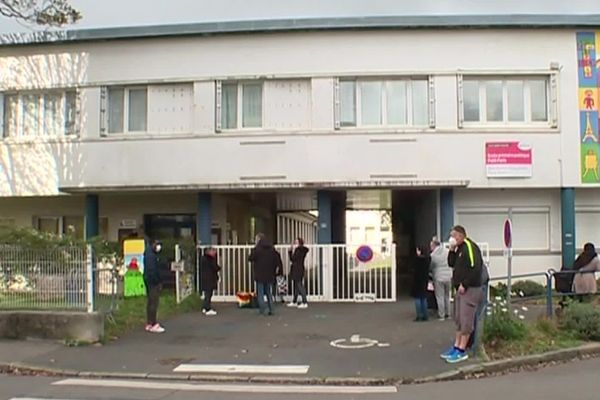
[201,247,220,316]
[287,238,310,308]
[411,246,431,322]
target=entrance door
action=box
[392,190,438,294]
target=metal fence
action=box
[93,260,122,315]
[197,244,396,302]
[489,268,599,318]
[0,244,93,312]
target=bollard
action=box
[546,270,554,318]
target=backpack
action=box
[554,266,574,294]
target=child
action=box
[411,246,431,322]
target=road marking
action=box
[52,378,398,394]
[173,363,310,374]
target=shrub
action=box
[512,280,546,298]
[560,302,600,341]
[490,283,508,299]
[483,299,528,344]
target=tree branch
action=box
[0,0,81,27]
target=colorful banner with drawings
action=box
[577,32,600,183]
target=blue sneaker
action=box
[440,347,457,360]
[446,350,469,364]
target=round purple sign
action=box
[504,219,513,248]
[356,245,374,263]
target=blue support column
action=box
[197,192,212,245]
[84,194,99,240]
[317,190,332,244]
[561,188,576,268]
[440,188,454,240]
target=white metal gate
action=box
[197,244,396,302]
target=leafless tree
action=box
[0,0,80,27]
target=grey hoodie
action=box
[430,245,452,282]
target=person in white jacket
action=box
[429,237,452,321]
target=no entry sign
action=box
[504,218,513,248]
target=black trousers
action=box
[146,284,161,325]
[203,289,214,311]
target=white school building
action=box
[1,12,600,296]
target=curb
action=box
[2,343,600,386]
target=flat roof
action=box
[1,14,600,47]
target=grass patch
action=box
[484,317,581,360]
[103,291,201,342]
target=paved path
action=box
[1,357,600,400]
[1,301,461,379]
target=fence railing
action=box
[489,268,599,318]
[0,244,93,312]
[197,244,396,302]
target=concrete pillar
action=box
[440,188,454,240]
[331,191,347,244]
[84,194,99,240]
[197,192,212,245]
[317,190,332,244]
[561,188,576,268]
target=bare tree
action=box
[0,0,80,27]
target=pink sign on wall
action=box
[485,142,532,178]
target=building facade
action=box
[1,16,600,280]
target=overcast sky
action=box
[1,0,600,34]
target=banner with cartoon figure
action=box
[123,239,146,297]
[577,32,600,183]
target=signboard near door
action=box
[485,142,533,178]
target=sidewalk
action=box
[1,300,461,380]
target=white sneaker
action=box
[205,310,217,316]
[298,303,308,309]
[149,324,165,333]
[202,309,207,314]
[287,303,298,307]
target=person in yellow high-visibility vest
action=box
[440,225,484,364]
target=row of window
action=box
[3,91,77,137]
[1,75,556,138]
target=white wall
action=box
[0,29,583,195]
[454,188,562,277]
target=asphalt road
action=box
[1,357,599,400]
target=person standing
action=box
[440,225,484,363]
[249,233,282,316]
[287,238,310,309]
[201,247,221,316]
[572,242,600,300]
[411,246,431,322]
[143,239,165,333]
[429,237,452,321]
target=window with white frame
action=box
[337,78,431,128]
[33,215,109,240]
[217,81,263,130]
[106,86,148,133]
[2,90,77,138]
[460,76,554,126]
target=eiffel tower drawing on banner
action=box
[583,112,598,142]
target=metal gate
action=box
[197,244,396,302]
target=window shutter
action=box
[428,75,436,128]
[99,86,107,136]
[550,73,558,128]
[457,74,464,128]
[215,80,222,133]
[333,78,341,130]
